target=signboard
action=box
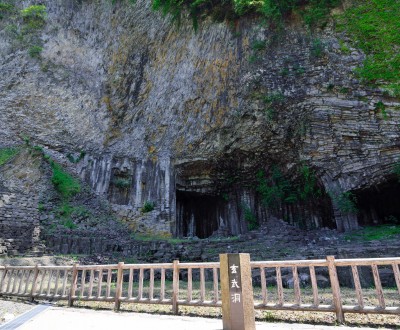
[220,253,255,330]
[228,254,245,328]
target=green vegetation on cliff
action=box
[0,147,19,166]
[0,2,13,19]
[152,0,339,29]
[331,191,358,214]
[336,0,400,96]
[39,148,85,230]
[141,201,155,213]
[1,3,47,57]
[20,4,47,22]
[151,0,399,96]
[256,165,321,209]
[49,161,81,199]
[23,142,81,199]
[243,203,259,230]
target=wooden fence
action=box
[0,256,399,322]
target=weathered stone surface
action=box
[0,191,41,255]
[0,0,399,246]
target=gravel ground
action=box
[0,299,35,325]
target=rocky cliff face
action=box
[1,0,399,243]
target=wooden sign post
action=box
[220,253,256,330]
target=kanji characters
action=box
[230,264,239,274]
[231,278,240,288]
[231,293,241,303]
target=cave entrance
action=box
[176,190,225,238]
[355,178,400,226]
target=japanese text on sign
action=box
[230,262,241,303]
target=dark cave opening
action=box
[355,179,400,226]
[176,190,225,238]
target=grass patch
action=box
[50,161,81,199]
[50,202,91,230]
[345,225,400,241]
[336,0,400,97]
[141,201,155,213]
[21,4,47,22]
[0,147,19,166]
[28,45,42,58]
[22,142,81,199]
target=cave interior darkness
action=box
[176,190,226,238]
[175,178,400,239]
[355,178,400,226]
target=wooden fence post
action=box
[30,264,40,302]
[172,260,179,315]
[220,253,256,330]
[393,263,400,295]
[326,256,345,323]
[0,265,8,295]
[114,262,124,311]
[68,264,78,307]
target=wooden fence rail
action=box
[0,256,399,322]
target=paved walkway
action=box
[1,305,380,330]
[0,305,50,330]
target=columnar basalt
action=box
[0,0,399,246]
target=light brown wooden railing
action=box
[1,256,399,322]
[0,261,221,310]
[251,256,400,322]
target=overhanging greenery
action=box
[151,0,340,29]
[336,0,400,97]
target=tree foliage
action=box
[256,165,320,209]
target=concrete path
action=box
[12,306,378,330]
[0,305,50,330]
